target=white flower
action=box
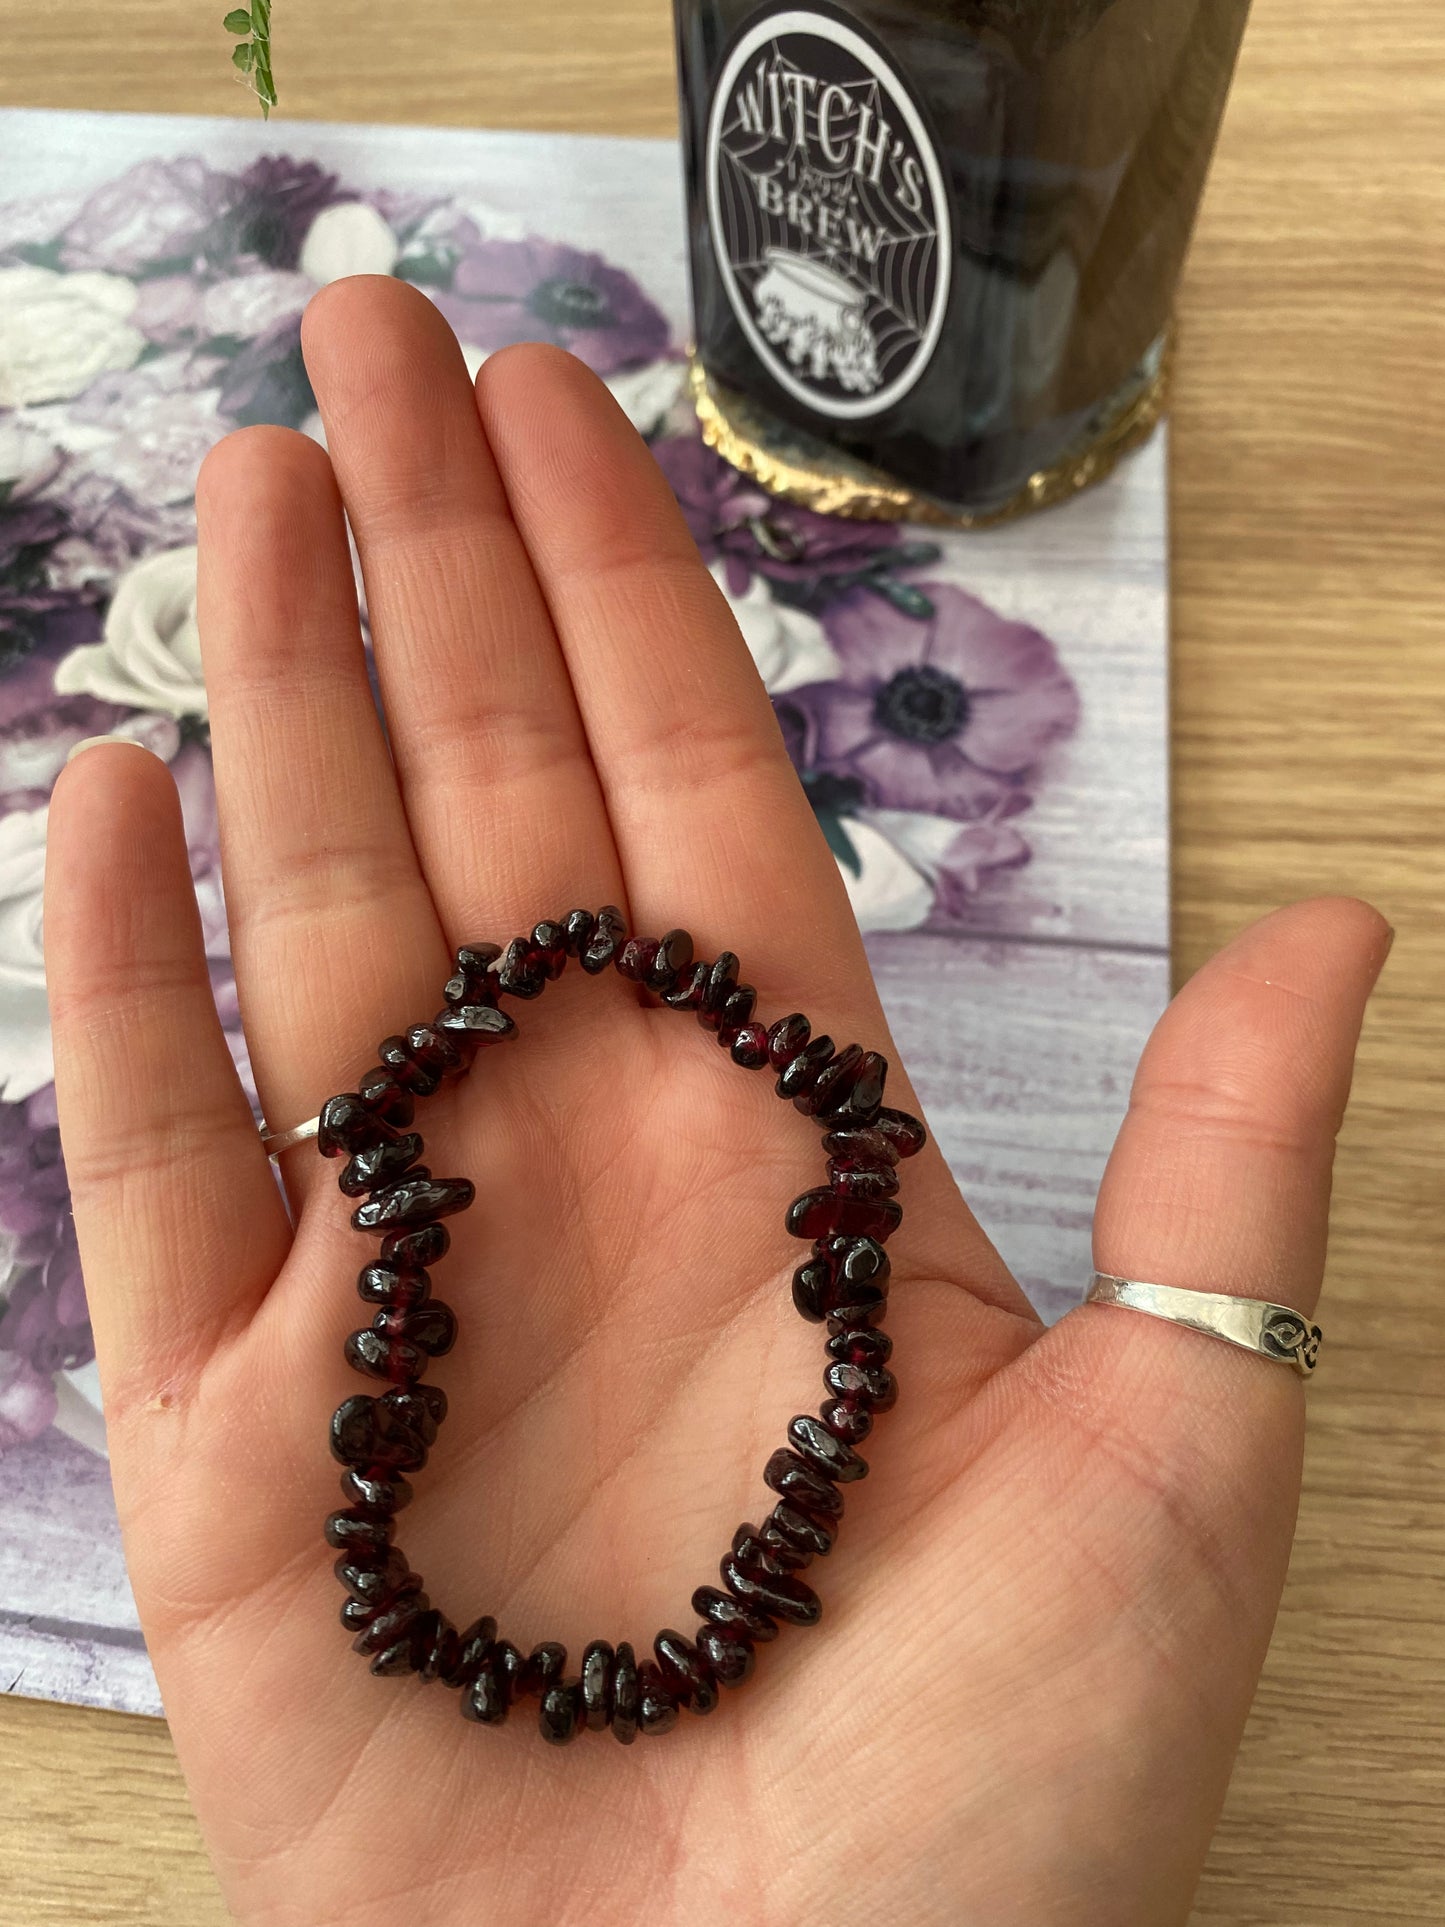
[200,268,312,339]
[0,807,53,1101]
[0,417,66,500]
[54,546,205,719]
[710,564,841,694]
[0,266,144,407]
[834,814,934,934]
[606,359,688,438]
[300,202,399,284]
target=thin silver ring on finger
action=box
[260,1116,320,1157]
[1086,1272,1322,1377]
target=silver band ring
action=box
[1086,1272,1322,1377]
[261,1115,320,1158]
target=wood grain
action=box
[0,1,1441,1923]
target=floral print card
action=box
[0,107,1169,1716]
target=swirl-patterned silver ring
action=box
[1085,1274,1322,1378]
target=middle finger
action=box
[300,277,626,936]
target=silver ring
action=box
[260,1115,320,1159]
[1086,1272,1321,1377]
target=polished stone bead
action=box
[820,1124,900,1169]
[497,937,547,999]
[580,904,626,974]
[381,1223,449,1269]
[522,1641,567,1697]
[318,1094,395,1159]
[531,920,569,976]
[436,1003,516,1045]
[637,1662,680,1735]
[340,1594,387,1635]
[820,1398,873,1445]
[766,1013,811,1070]
[369,1637,422,1676]
[789,1412,868,1482]
[336,1546,413,1604]
[615,935,659,983]
[691,1585,780,1643]
[800,1043,863,1119]
[648,928,694,991]
[766,1501,835,1561]
[563,909,598,955]
[785,1187,902,1244]
[441,1616,497,1689]
[356,1262,430,1308]
[381,1384,446,1446]
[654,1629,718,1714]
[357,1067,416,1130]
[825,1285,889,1334]
[829,1050,887,1122]
[824,1359,898,1410]
[372,1300,456,1357]
[456,942,503,977]
[791,1254,833,1323]
[462,1645,519,1725]
[329,1393,429,1472]
[816,1236,891,1294]
[539,1680,584,1745]
[411,1610,461,1683]
[611,1640,640,1744]
[697,952,739,1030]
[776,1034,834,1102]
[580,1640,615,1732]
[351,1598,421,1660]
[873,1106,928,1158]
[405,1022,463,1075]
[660,960,708,1010]
[720,1553,822,1628]
[754,1513,813,1570]
[443,958,498,1010]
[344,1328,426,1384]
[340,1468,413,1515]
[378,1036,442,1097]
[730,1523,796,1580]
[729,1023,771,1069]
[827,1163,900,1202]
[324,1508,392,1555]
[825,1326,894,1367]
[339,1133,424,1198]
[695,1622,754,1687]
[351,1175,475,1233]
[763,1447,845,1520]
[715,984,756,1044]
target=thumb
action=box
[1006,895,1390,1919]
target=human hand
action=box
[45,278,1390,1927]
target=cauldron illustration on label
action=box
[751,248,882,395]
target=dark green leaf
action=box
[815,809,863,878]
[871,577,935,620]
[13,238,66,270]
[394,249,457,290]
[222,8,251,31]
[232,42,254,69]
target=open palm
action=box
[44,280,1388,1927]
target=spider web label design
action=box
[705,6,952,422]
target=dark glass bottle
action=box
[674,0,1251,520]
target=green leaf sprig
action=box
[223,1,277,118]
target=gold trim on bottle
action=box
[686,339,1171,527]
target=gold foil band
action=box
[687,338,1171,528]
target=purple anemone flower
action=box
[432,237,671,374]
[801,583,1080,819]
[202,156,346,273]
[0,497,74,667]
[652,437,923,605]
[217,314,315,429]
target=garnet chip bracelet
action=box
[306,906,924,1745]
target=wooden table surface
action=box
[2,1,1442,1921]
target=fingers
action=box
[45,744,290,1404]
[196,424,446,1153]
[299,278,626,933]
[1093,894,1391,1313]
[475,344,867,1003]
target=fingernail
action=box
[66,735,162,765]
[1383,924,1396,958]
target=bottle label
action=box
[704,4,952,422]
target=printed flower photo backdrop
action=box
[0,152,1079,1461]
